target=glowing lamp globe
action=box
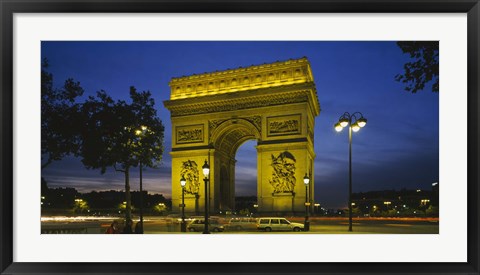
[202,160,210,178]
[303,174,310,185]
[351,122,361,132]
[339,118,349,127]
[357,118,367,128]
[334,122,343,132]
[180,175,186,187]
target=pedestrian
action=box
[135,221,143,234]
[123,219,133,234]
[105,221,119,234]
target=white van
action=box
[256,217,304,232]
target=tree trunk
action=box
[125,167,131,221]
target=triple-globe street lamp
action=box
[303,173,310,232]
[180,175,187,232]
[202,160,210,234]
[334,112,367,232]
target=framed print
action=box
[1,0,479,274]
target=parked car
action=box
[187,218,225,232]
[257,217,304,232]
[226,217,257,231]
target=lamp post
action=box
[202,160,210,234]
[314,203,320,216]
[334,112,367,232]
[180,175,187,232]
[303,173,310,232]
[134,125,148,234]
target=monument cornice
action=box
[168,57,315,101]
[164,83,318,117]
[171,57,310,83]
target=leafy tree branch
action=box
[396,41,439,93]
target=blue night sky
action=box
[41,41,439,209]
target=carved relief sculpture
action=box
[176,124,204,144]
[270,120,299,134]
[269,151,297,193]
[181,160,200,194]
[244,116,262,132]
[178,129,202,141]
[267,114,301,136]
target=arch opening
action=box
[234,140,258,213]
[212,120,259,212]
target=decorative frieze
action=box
[166,90,310,117]
[176,124,204,144]
[267,114,301,137]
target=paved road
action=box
[41,216,439,234]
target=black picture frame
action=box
[1,1,479,274]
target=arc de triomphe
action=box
[164,57,320,214]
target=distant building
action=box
[351,187,439,217]
[41,185,170,214]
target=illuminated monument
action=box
[164,57,320,214]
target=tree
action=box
[73,198,89,214]
[79,87,164,221]
[41,59,84,169]
[153,203,167,215]
[396,41,439,93]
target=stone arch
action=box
[210,118,261,157]
[209,119,261,211]
[165,57,320,215]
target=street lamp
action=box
[135,125,148,234]
[253,204,259,215]
[202,160,210,234]
[314,203,320,216]
[303,173,310,231]
[334,112,367,232]
[180,175,187,232]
